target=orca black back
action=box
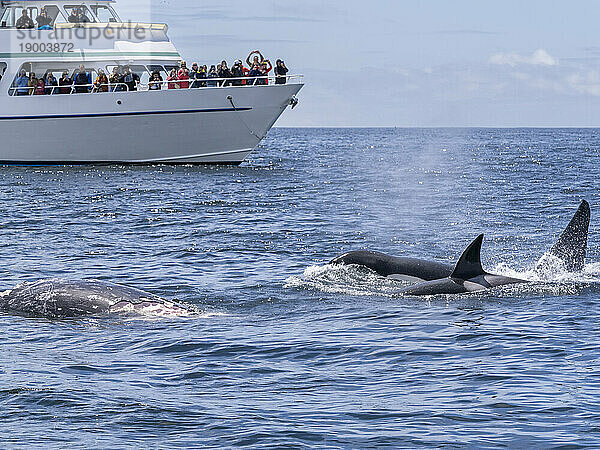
[549,200,590,271]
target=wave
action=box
[109,299,217,319]
[287,257,600,299]
[285,264,408,297]
[492,253,600,283]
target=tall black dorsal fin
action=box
[549,200,590,272]
[451,234,487,280]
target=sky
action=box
[118,0,600,127]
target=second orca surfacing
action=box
[399,234,527,296]
[331,200,591,296]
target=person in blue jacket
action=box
[13,70,30,96]
[248,63,262,86]
[45,72,58,94]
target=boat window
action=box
[41,5,63,25]
[1,6,39,27]
[106,64,150,85]
[91,5,117,23]
[8,62,102,94]
[147,64,168,81]
[0,7,10,28]
[17,6,38,23]
[0,63,6,82]
[70,67,97,80]
[131,65,150,85]
[164,64,179,74]
[64,5,95,23]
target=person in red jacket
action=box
[167,68,178,89]
[33,78,46,95]
[177,61,190,89]
[260,59,272,85]
[241,61,250,85]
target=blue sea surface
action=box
[1,128,599,448]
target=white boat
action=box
[0,0,303,164]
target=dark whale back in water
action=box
[330,251,452,282]
[332,200,591,281]
[400,234,527,296]
[0,279,189,318]
[546,200,590,272]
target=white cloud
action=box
[489,49,559,67]
[567,71,600,96]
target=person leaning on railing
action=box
[200,65,208,87]
[189,63,200,88]
[110,66,123,92]
[68,7,90,24]
[207,65,218,87]
[123,66,139,92]
[94,69,109,93]
[259,60,272,85]
[218,61,232,87]
[149,71,163,90]
[58,71,72,94]
[13,70,30,96]
[190,63,207,89]
[177,61,190,89]
[36,8,52,28]
[248,63,262,86]
[74,65,90,94]
[16,10,34,29]
[275,60,289,85]
[28,73,38,95]
[231,60,244,86]
[33,78,46,96]
[166,68,178,89]
[45,72,58,95]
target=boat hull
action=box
[0,84,302,164]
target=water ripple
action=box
[0,129,599,447]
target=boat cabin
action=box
[0,0,120,28]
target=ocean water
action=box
[1,128,599,448]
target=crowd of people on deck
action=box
[11,51,290,95]
[11,64,139,95]
[155,51,289,90]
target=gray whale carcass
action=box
[0,279,190,318]
[331,200,591,281]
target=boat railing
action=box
[8,75,304,96]
[9,82,130,95]
[139,74,304,90]
[52,22,169,32]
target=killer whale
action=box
[544,200,590,272]
[330,250,452,282]
[0,279,190,318]
[400,234,526,296]
[332,200,591,281]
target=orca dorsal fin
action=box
[451,234,487,280]
[549,200,590,272]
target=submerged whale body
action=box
[332,200,591,282]
[0,279,190,318]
